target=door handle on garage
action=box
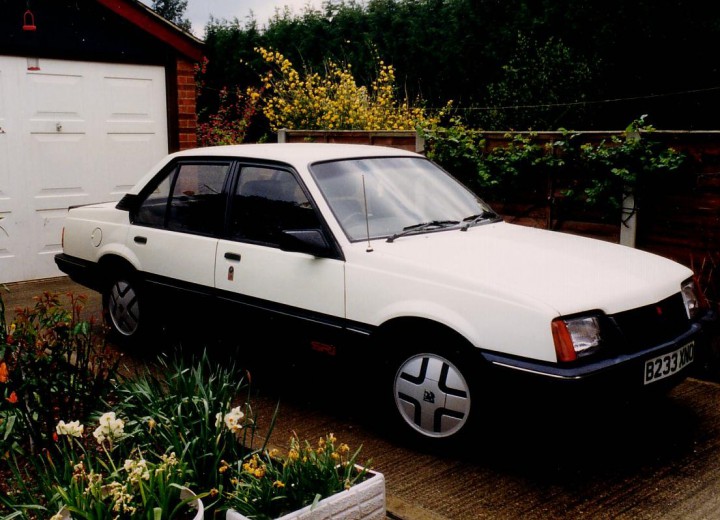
[134,236,147,244]
[224,252,241,262]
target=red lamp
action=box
[23,9,36,31]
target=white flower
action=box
[161,452,179,466]
[93,411,125,445]
[56,420,84,437]
[223,406,245,433]
[124,457,150,483]
[215,412,223,428]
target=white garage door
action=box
[0,57,168,284]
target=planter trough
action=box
[226,467,385,520]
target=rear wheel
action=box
[103,271,148,344]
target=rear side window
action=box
[135,162,231,235]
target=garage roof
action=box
[96,0,204,61]
[0,0,204,64]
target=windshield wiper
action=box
[460,211,501,231]
[386,220,460,243]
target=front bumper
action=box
[483,317,712,393]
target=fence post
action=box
[620,129,641,248]
[620,190,637,248]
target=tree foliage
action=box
[152,0,191,32]
[199,0,720,132]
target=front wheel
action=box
[393,351,473,440]
[382,328,482,449]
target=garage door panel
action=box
[105,134,161,194]
[0,209,24,283]
[102,67,165,196]
[27,72,85,115]
[27,72,87,136]
[0,134,9,203]
[0,66,12,202]
[0,58,27,283]
[28,134,93,204]
[104,76,157,120]
[33,207,66,253]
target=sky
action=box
[178,0,328,37]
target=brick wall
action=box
[176,57,197,150]
[277,129,423,153]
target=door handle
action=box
[134,236,147,244]
[224,252,241,261]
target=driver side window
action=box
[229,167,320,245]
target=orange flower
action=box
[0,362,8,383]
[6,391,17,404]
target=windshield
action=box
[311,156,496,241]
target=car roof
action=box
[170,143,421,166]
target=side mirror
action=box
[279,229,334,257]
[115,193,141,212]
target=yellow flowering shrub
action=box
[251,46,438,132]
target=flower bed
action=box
[0,291,385,520]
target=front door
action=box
[215,165,345,329]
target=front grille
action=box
[609,293,691,353]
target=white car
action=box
[56,143,711,445]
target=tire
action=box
[384,327,480,449]
[103,271,147,344]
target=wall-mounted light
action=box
[23,8,37,31]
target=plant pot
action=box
[226,466,385,520]
[180,486,205,520]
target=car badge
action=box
[423,390,435,404]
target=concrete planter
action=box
[226,466,385,520]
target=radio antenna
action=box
[362,174,373,252]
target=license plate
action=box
[644,341,694,385]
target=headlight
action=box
[552,315,603,362]
[681,278,701,320]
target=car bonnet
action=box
[364,221,693,317]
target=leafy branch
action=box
[422,115,687,211]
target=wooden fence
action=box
[278,129,720,273]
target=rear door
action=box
[127,160,232,295]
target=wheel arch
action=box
[373,316,487,445]
[98,254,139,277]
[372,316,486,363]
